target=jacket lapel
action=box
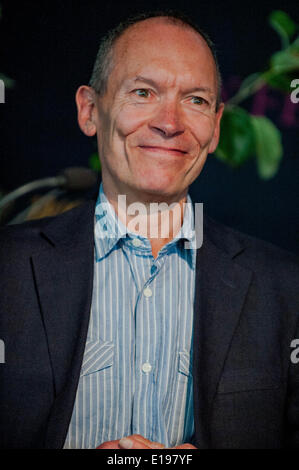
[192,217,253,448]
[31,200,96,448]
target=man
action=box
[0,12,299,449]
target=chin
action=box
[134,178,184,200]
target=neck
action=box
[103,184,188,258]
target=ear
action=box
[75,85,97,137]
[208,102,224,154]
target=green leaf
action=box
[251,115,283,179]
[88,152,101,172]
[264,37,299,92]
[269,42,299,74]
[228,72,265,105]
[215,106,255,167]
[264,70,298,92]
[269,10,297,48]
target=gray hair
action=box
[89,10,222,110]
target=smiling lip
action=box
[139,145,187,155]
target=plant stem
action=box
[227,76,266,106]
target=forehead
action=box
[111,18,217,91]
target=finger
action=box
[96,439,121,449]
[119,434,165,449]
[132,434,165,449]
[118,436,150,449]
[149,441,166,449]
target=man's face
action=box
[91,18,223,202]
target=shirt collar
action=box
[94,184,127,260]
[94,183,197,261]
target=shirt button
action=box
[132,238,142,247]
[142,362,152,373]
[143,287,152,297]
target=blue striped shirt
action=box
[64,185,196,448]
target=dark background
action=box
[0,0,298,253]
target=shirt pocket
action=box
[178,351,192,377]
[80,338,114,377]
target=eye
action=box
[190,96,208,105]
[134,88,151,98]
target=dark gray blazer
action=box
[0,199,299,448]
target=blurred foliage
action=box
[216,10,299,179]
[89,151,101,172]
[269,10,296,48]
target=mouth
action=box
[138,145,187,156]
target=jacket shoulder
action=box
[0,200,96,257]
[205,215,299,290]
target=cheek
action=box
[187,115,216,148]
[114,106,151,137]
[97,105,147,162]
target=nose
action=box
[149,99,185,138]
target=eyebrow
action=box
[133,76,158,89]
[133,75,215,98]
